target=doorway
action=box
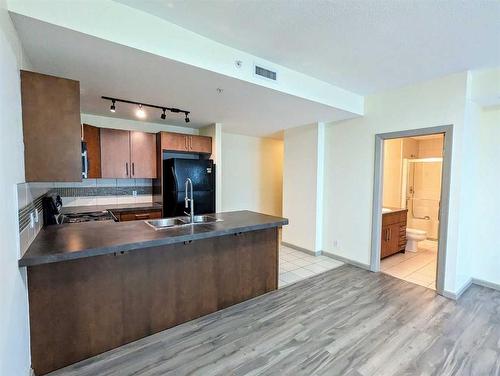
[370,126,453,295]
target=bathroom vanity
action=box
[381,208,408,258]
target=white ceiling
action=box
[116,0,500,95]
[12,15,357,138]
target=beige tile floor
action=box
[381,240,438,289]
[279,246,344,288]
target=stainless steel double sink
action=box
[145,215,222,230]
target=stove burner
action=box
[63,211,113,223]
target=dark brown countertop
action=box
[19,211,288,267]
[60,202,163,215]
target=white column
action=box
[282,122,325,254]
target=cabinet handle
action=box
[126,162,129,176]
[389,228,392,240]
[190,136,193,150]
[132,162,135,176]
[185,136,188,150]
[135,213,150,219]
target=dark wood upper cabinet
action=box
[100,128,130,179]
[189,135,212,154]
[159,132,212,154]
[130,131,156,178]
[161,131,189,151]
[101,128,157,179]
[82,124,101,179]
[21,71,82,182]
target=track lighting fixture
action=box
[102,96,191,124]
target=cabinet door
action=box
[161,132,189,152]
[119,210,162,222]
[21,71,81,182]
[387,223,401,255]
[82,124,101,178]
[130,131,157,178]
[189,135,212,154]
[100,128,130,178]
[380,226,390,258]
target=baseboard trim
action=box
[442,278,473,300]
[472,277,500,292]
[281,242,321,256]
[321,251,371,271]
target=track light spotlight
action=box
[136,104,146,118]
[161,108,166,120]
[110,100,116,112]
[185,113,190,123]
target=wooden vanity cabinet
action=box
[100,129,157,179]
[381,209,408,259]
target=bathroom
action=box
[381,134,444,289]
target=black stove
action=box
[62,211,114,224]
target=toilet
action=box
[406,228,427,252]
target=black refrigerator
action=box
[163,158,216,217]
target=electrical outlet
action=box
[132,190,137,197]
[29,212,35,229]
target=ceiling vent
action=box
[254,65,277,81]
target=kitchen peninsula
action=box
[19,210,288,375]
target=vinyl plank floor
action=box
[48,265,500,376]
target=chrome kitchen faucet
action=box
[184,178,194,223]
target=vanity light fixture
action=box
[102,96,191,124]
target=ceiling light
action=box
[110,100,116,112]
[136,104,146,118]
[161,108,166,120]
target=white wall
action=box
[323,73,472,292]
[221,132,283,217]
[282,123,325,253]
[470,107,500,286]
[0,1,31,374]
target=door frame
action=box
[370,125,453,296]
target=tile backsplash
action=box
[17,179,154,254]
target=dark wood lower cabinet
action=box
[381,209,408,259]
[27,228,279,375]
[112,208,162,221]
